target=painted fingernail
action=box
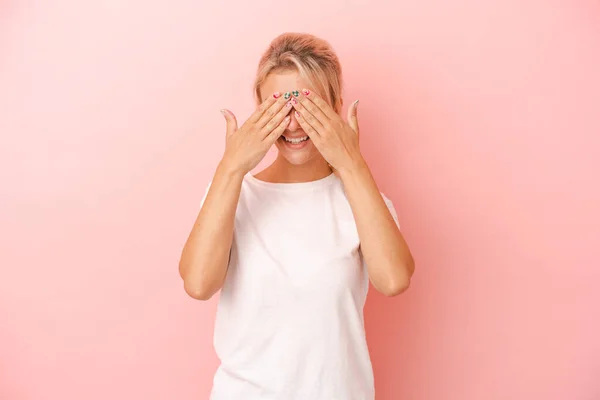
[273,92,281,99]
[284,92,291,100]
[292,90,300,97]
[302,89,310,96]
[294,111,300,118]
[286,101,293,108]
[291,97,298,105]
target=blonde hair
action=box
[254,33,343,113]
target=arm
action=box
[291,90,415,297]
[179,92,292,300]
[178,162,244,300]
[338,160,415,296]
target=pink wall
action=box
[1,1,599,399]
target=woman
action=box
[179,32,415,400]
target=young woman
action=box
[179,32,415,400]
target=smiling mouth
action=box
[281,135,309,144]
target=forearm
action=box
[338,159,415,296]
[179,161,244,300]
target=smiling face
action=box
[259,70,326,166]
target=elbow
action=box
[381,277,411,297]
[179,257,216,301]
[381,259,415,297]
[179,257,226,301]
[183,279,216,301]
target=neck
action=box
[257,155,332,183]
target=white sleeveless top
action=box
[208,172,399,400]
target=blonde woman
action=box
[179,32,415,400]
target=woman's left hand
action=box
[292,89,364,173]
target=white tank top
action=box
[208,172,399,400]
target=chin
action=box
[282,153,317,165]
[275,141,320,166]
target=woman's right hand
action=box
[220,93,292,175]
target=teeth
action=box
[283,136,309,144]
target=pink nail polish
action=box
[286,101,293,108]
[294,111,300,118]
[302,89,310,96]
[273,92,281,99]
[291,97,298,105]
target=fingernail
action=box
[273,92,281,99]
[294,111,300,118]
[302,89,310,96]
[220,109,227,116]
[284,92,291,100]
[291,97,298,105]
[292,90,300,97]
[286,101,293,108]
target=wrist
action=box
[337,154,368,179]
[217,158,247,181]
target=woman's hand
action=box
[291,89,364,174]
[220,93,292,175]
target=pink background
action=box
[1,1,599,399]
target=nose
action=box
[287,109,301,132]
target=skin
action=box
[178,70,415,300]
[253,72,331,183]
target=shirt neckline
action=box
[245,172,338,190]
